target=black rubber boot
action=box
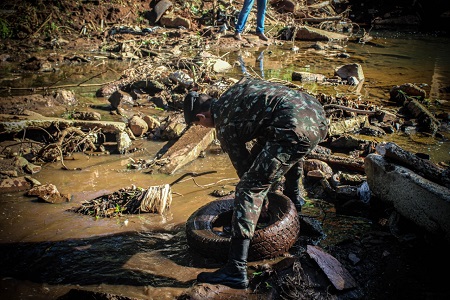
[284,188,305,212]
[284,161,305,212]
[197,238,250,289]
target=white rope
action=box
[139,184,172,214]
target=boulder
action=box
[128,115,148,137]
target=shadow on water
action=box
[0,229,200,288]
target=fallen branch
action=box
[323,104,379,116]
[30,13,52,37]
[1,80,116,92]
[307,153,365,172]
[169,171,218,186]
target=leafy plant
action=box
[115,204,123,213]
[62,109,76,120]
[0,18,12,39]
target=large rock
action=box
[27,183,70,203]
[364,154,450,243]
[128,115,148,137]
[159,14,191,29]
[334,63,365,81]
[294,25,349,41]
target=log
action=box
[307,1,331,10]
[404,99,440,134]
[376,142,450,188]
[301,16,342,23]
[327,115,369,136]
[306,152,365,172]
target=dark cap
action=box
[183,91,212,124]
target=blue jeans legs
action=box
[235,0,267,34]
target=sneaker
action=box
[257,33,269,41]
[234,32,242,41]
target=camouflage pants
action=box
[231,136,313,239]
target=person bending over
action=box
[183,77,328,289]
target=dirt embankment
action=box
[2,0,448,57]
[0,1,449,300]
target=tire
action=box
[185,192,300,261]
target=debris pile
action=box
[72,184,172,217]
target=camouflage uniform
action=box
[210,77,328,239]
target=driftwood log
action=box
[404,99,441,134]
[377,142,450,188]
[306,152,365,172]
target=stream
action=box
[0,31,449,299]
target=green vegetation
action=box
[0,18,12,39]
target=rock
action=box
[130,80,164,94]
[0,170,18,177]
[142,115,160,131]
[160,114,186,140]
[0,176,31,193]
[108,90,134,109]
[403,98,440,134]
[304,159,333,178]
[306,169,327,179]
[347,76,359,85]
[307,245,357,290]
[329,135,371,150]
[390,83,427,103]
[27,183,70,203]
[169,70,193,88]
[213,59,232,73]
[358,124,386,137]
[116,131,132,154]
[23,162,41,174]
[96,80,126,97]
[14,156,29,168]
[72,111,102,121]
[53,90,77,106]
[376,109,398,123]
[128,115,148,137]
[294,25,349,41]
[292,71,326,82]
[159,14,191,29]
[334,63,365,81]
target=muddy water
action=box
[0,148,240,299]
[1,31,450,299]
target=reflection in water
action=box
[237,53,249,77]
[257,50,264,78]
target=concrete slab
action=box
[365,154,450,243]
[157,125,216,174]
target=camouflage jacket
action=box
[210,77,328,176]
